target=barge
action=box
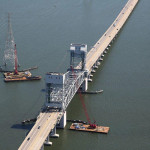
[4,75,41,82]
[70,123,110,134]
[4,70,41,82]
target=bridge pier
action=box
[44,136,52,146]
[50,126,59,138]
[91,69,96,73]
[57,111,66,128]
[82,77,88,91]
[97,61,100,66]
[93,64,98,69]
[89,74,93,77]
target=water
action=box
[0,0,150,149]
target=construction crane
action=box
[3,13,20,68]
[71,66,97,129]
[78,88,97,129]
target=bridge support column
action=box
[82,78,88,91]
[50,126,59,138]
[57,111,66,128]
[44,136,52,146]
[93,64,98,69]
[96,60,101,66]
[97,61,100,66]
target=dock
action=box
[70,123,109,134]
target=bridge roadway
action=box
[18,112,62,150]
[85,0,138,72]
[18,0,138,149]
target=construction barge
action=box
[3,45,41,82]
[1,15,41,82]
[4,75,41,82]
[70,123,110,134]
[4,71,41,82]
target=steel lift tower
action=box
[45,44,87,128]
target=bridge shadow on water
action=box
[11,123,34,131]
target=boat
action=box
[67,119,87,124]
[22,118,37,125]
[80,90,103,94]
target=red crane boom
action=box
[70,66,96,128]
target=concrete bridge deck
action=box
[18,0,138,149]
[85,0,138,72]
[18,112,62,150]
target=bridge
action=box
[18,0,139,149]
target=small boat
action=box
[67,119,87,124]
[22,118,37,125]
[26,76,42,80]
[80,90,103,94]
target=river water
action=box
[0,0,150,150]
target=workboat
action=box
[80,90,103,94]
